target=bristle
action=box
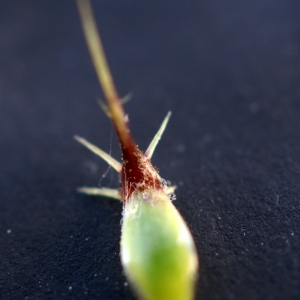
[74,135,122,172]
[145,112,172,159]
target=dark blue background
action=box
[1,0,300,299]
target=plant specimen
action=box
[75,1,198,299]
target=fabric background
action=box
[1,0,300,299]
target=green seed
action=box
[121,189,198,300]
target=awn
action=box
[75,1,198,299]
